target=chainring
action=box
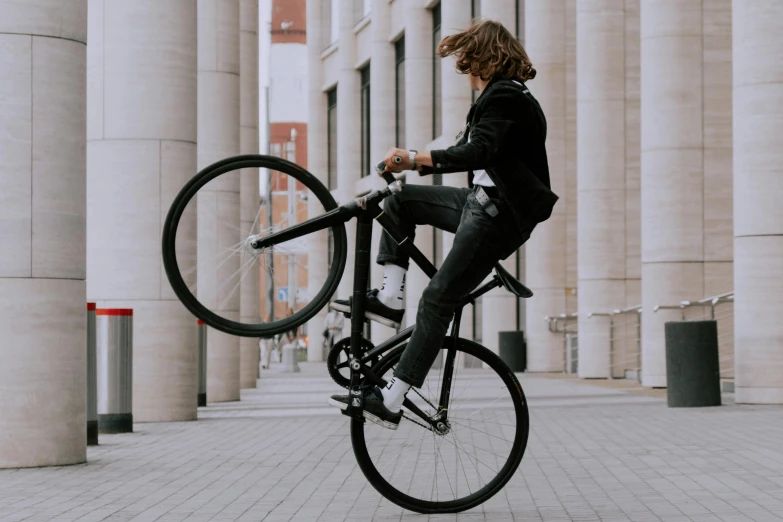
[326,337,376,388]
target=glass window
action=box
[327,88,338,190]
[471,0,480,22]
[360,65,371,178]
[433,231,443,268]
[327,230,334,271]
[432,3,442,140]
[395,36,406,148]
[473,296,483,343]
[364,0,371,16]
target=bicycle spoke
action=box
[434,432,455,499]
[448,431,499,475]
[450,419,515,444]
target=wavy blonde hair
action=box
[437,20,536,82]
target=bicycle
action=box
[162,154,531,513]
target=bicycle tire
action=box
[351,337,529,514]
[162,154,348,337]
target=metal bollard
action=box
[282,342,300,373]
[86,303,98,445]
[96,308,133,433]
[197,319,207,406]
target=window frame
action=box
[432,2,442,142]
[326,87,338,190]
[360,64,371,178]
[395,36,406,148]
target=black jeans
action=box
[377,184,530,388]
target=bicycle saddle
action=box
[494,263,534,298]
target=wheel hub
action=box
[433,420,450,436]
[246,235,263,253]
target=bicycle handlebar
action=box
[375,156,404,186]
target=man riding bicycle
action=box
[329,20,558,429]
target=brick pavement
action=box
[1,362,782,522]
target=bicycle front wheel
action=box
[162,154,347,337]
[351,337,529,514]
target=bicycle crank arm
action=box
[250,206,352,250]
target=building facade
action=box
[305,0,783,403]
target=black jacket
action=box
[427,78,558,235]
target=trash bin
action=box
[86,303,98,445]
[96,308,133,433]
[197,319,207,407]
[664,320,721,407]
[499,331,526,372]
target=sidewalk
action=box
[0,362,781,522]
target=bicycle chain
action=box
[402,413,433,432]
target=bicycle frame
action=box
[254,180,506,430]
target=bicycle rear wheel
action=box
[351,337,529,513]
[162,154,347,337]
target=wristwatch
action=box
[408,149,418,171]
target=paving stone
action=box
[0,363,782,521]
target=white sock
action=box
[380,377,412,412]
[377,264,406,310]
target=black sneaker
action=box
[330,289,405,329]
[328,386,402,430]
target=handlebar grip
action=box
[375,157,403,185]
[381,171,396,185]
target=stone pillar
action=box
[239,0,260,388]
[640,1,704,387]
[335,0,361,303]
[87,0,198,421]
[480,0,515,24]
[441,0,475,341]
[369,0,398,344]
[198,0,241,402]
[702,0,733,374]
[403,0,434,330]
[306,0,330,361]
[733,2,783,404]
[524,0,573,371]
[0,0,88,468]
[575,0,627,378]
[625,0,642,340]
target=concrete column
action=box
[733,2,783,404]
[335,0,361,303]
[369,0,398,344]
[524,0,572,371]
[239,0,260,388]
[625,0,641,324]
[87,0,198,421]
[0,0,87,468]
[703,0,733,373]
[575,0,627,378]
[480,0,516,24]
[441,0,475,341]
[198,0,241,402]
[403,0,434,329]
[640,1,704,387]
[305,0,330,361]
